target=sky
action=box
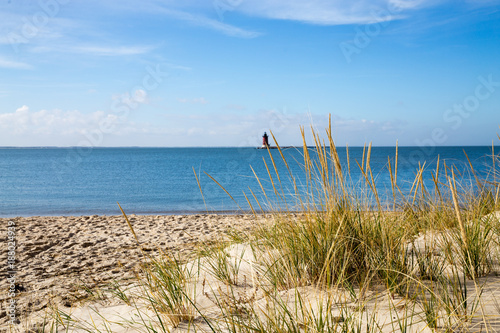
[0,0,499,147]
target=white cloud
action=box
[0,106,408,146]
[0,57,32,69]
[111,89,149,108]
[165,63,193,71]
[133,89,148,103]
[388,0,429,10]
[0,6,156,57]
[90,0,500,27]
[155,7,262,38]
[227,0,450,25]
[69,45,156,56]
[0,106,119,136]
[187,127,204,136]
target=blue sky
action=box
[0,0,499,147]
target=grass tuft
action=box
[33,119,500,332]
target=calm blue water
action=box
[0,146,498,217]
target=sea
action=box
[0,146,498,217]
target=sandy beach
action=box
[0,214,264,331]
[3,211,500,332]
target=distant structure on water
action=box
[257,132,294,149]
[261,132,270,148]
[258,132,280,149]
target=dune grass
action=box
[30,121,500,333]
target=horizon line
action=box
[1,144,499,149]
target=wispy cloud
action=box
[165,63,193,71]
[155,7,262,38]
[30,44,156,56]
[0,11,82,46]
[81,0,500,27]
[89,0,402,26]
[69,45,156,56]
[74,0,262,38]
[231,0,480,25]
[0,57,32,69]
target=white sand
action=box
[0,214,264,331]
[3,212,500,332]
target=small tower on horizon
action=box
[262,132,270,148]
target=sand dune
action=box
[3,213,500,332]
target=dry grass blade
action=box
[496,185,500,208]
[250,165,270,205]
[436,154,440,180]
[449,171,467,248]
[300,126,312,179]
[117,202,140,245]
[242,190,257,217]
[431,171,443,204]
[266,147,283,186]
[355,159,381,210]
[269,130,294,182]
[411,162,427,205]
[368,158,381,209]
[366,142,372,175]
[395,140,398,184]
[388,156,396,209]
[193,166,208,212]
[346,143,351,174]
[204,171,242,211]
[262,156,281,199]
[493,140,496,184]
[326,121,344,184]
[463,150,481,189]
[248,186,265,214]
[362,143,366,173]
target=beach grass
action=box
[30,120,500,332]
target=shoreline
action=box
[0,211,258,219]
[0,213,266,329]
